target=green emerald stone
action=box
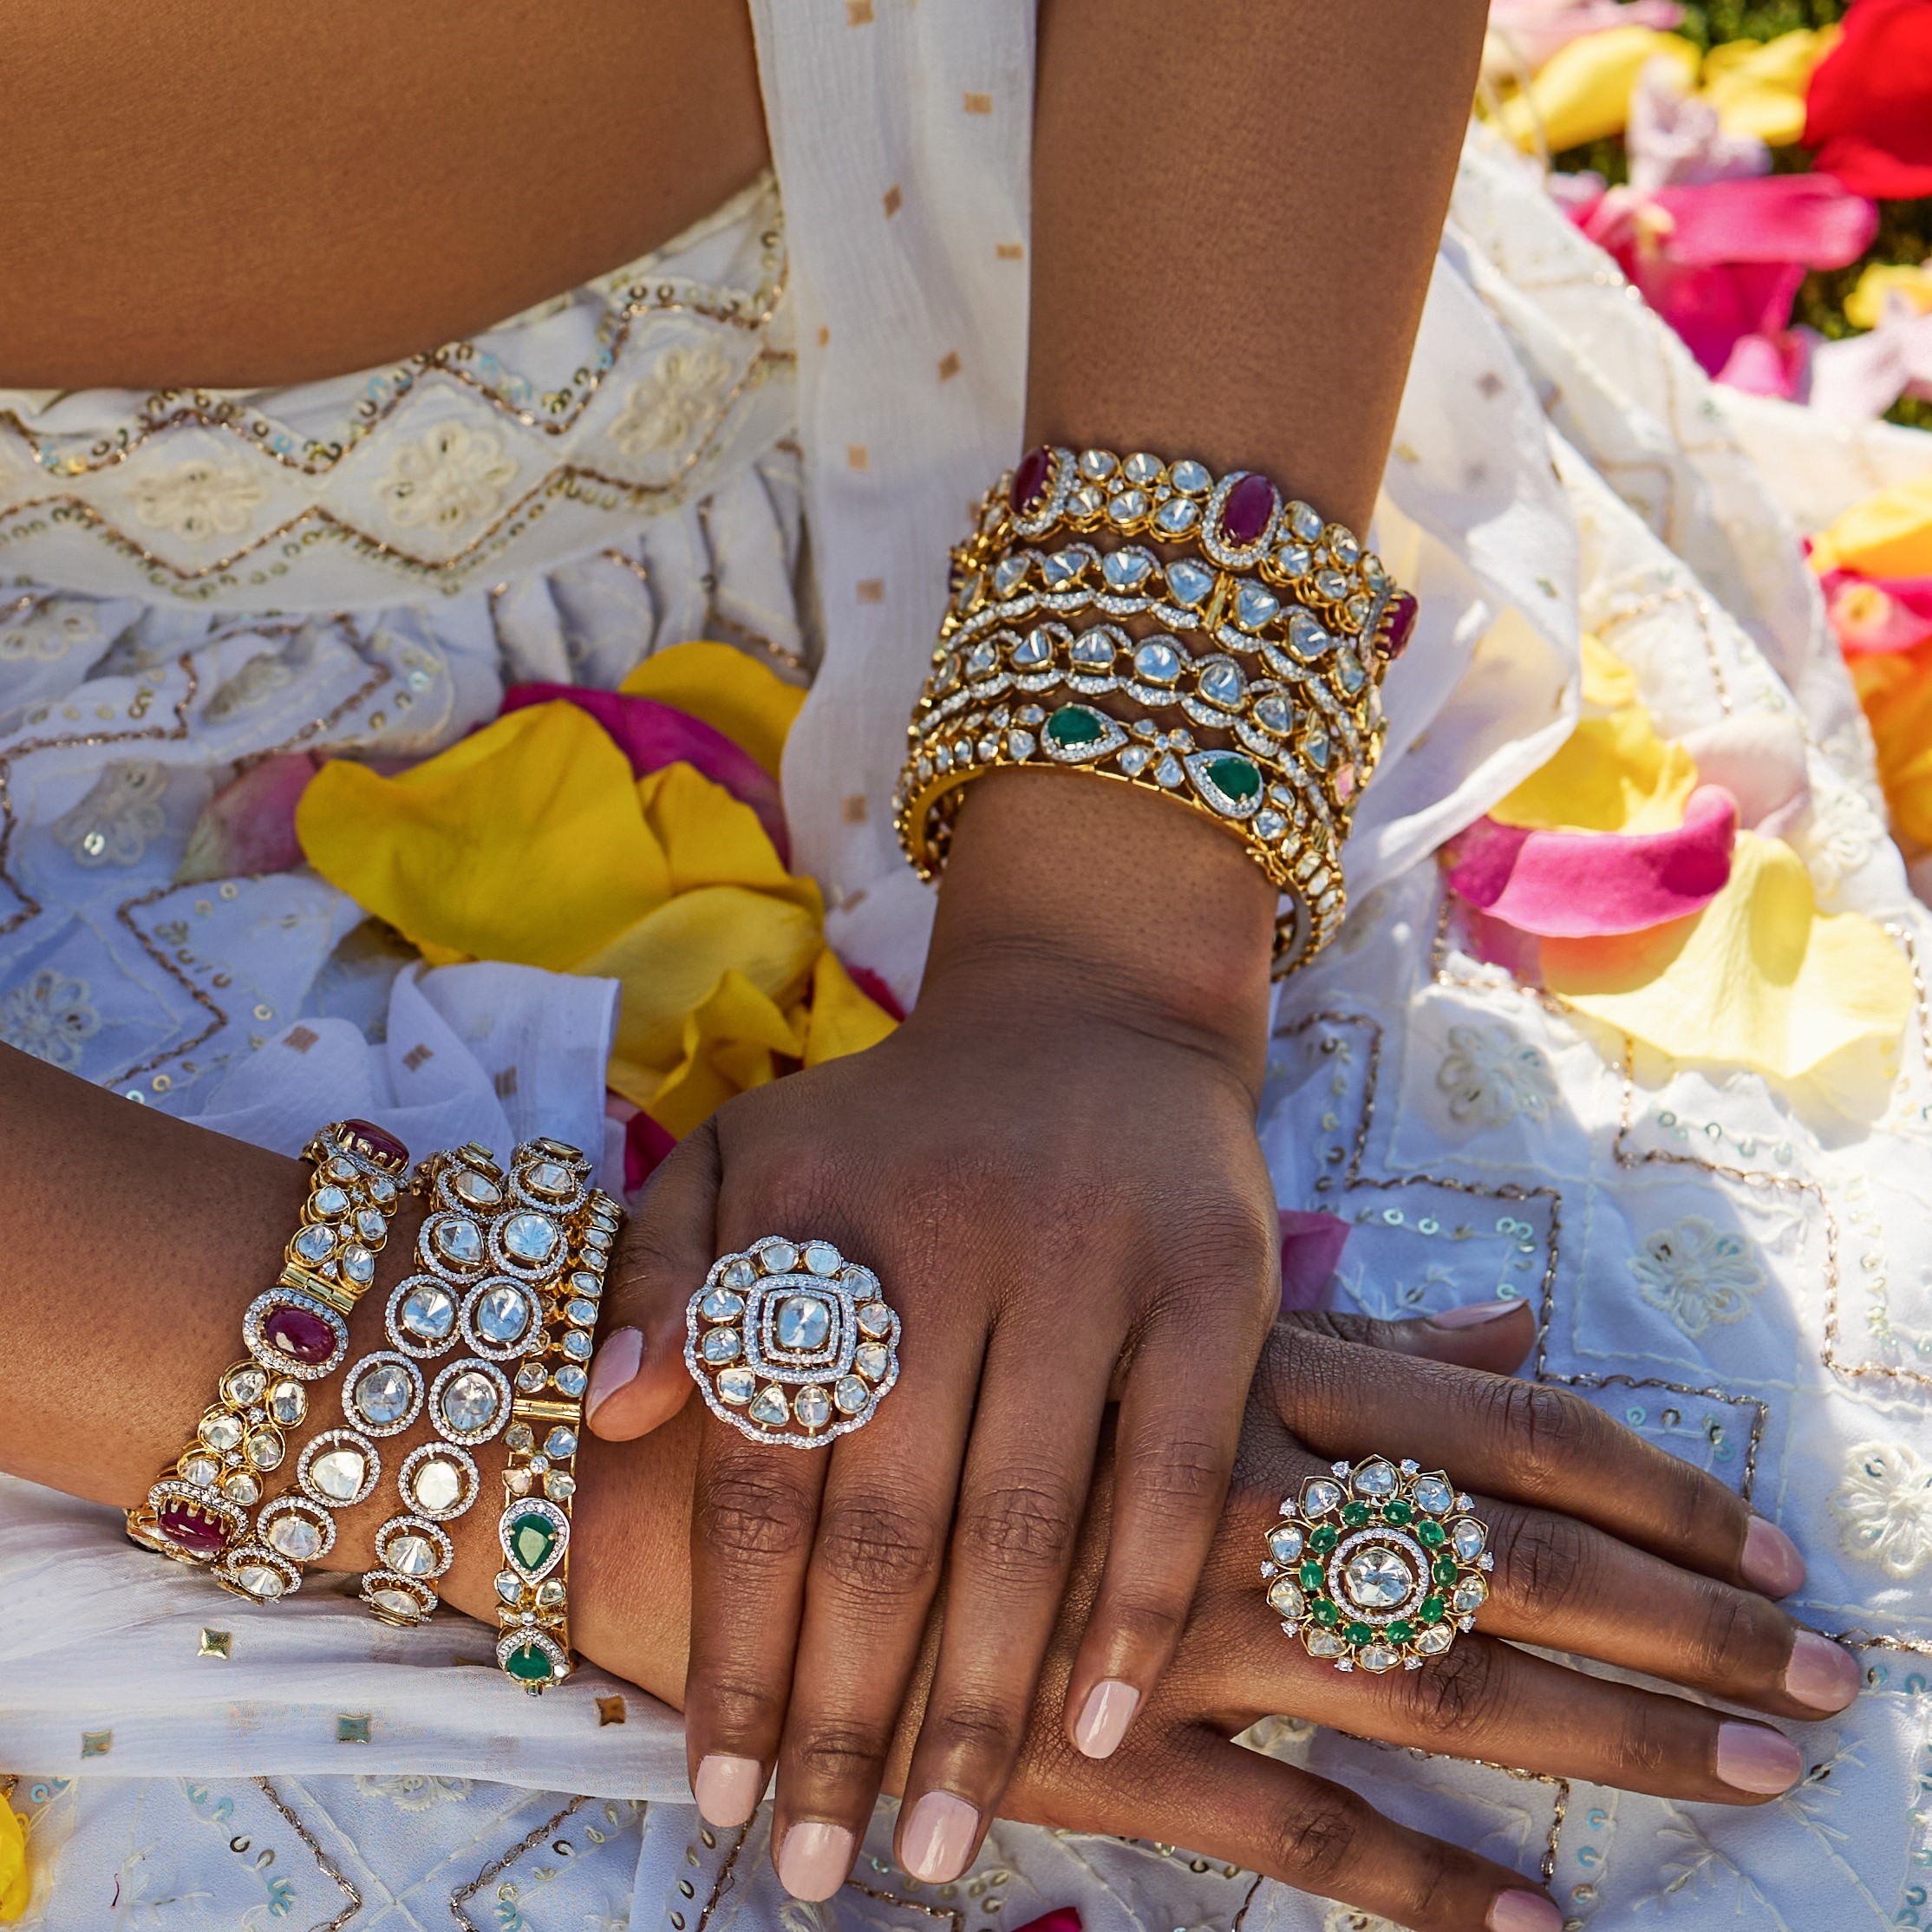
[505,1642,555,1684]
[1420,1593,1446,1623]
[1341,1502,1370,1529]
[1298,1560,1326,1590]
[1344,1621,1374,1646]
[508,1511,559,1575]
[1433,1557,1459,1587]
[1381,1499,1413,1525]
[1309,1524,1340,1554]
[1386,1619,1415,1644]
[1045,706,1104,747]
[1312,1598,1341,1628]
[1416,1518,1446,1549]
[1204,754,1261,802]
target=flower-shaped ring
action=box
[1262,1455,1495,1673]
[685,1236,900,1447]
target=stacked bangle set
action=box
[127,1120,617,1695]
[894,446,1415,974]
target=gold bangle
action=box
[491,1143,623,1691]
[126,1119,411,1594]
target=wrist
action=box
[920,767,1276,1076]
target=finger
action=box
[584,1119,720,1439]
[684,1409,830,1832]
[767,1312,984,1899]
[1282,1300,1536,1375]
[890,1322,1114,1884]
[1280,1626,1808,1809]
[1061,1288,1262,1764]
[1270,1328,1794,1595]
[1121,1729,1559,1932]
[1472,1496,1860,1719]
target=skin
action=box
[0,1038,1858,1931]
[0,3,1859,1927]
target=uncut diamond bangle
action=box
[493,1143,622,1691]
[125,1118,410,1581]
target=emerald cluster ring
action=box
[1263,1455,1494,1673]
[686,1236,900,1447]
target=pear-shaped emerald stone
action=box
[508,1511,559,1575]
[506,1642,555,1684]
[1204,754,1261,802]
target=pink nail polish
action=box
[775,1820,856,1901]
[1427,1300,1524,1328]
[1487,1891,1562,1932]
[1715,1721,1803,1795]
[1741,1516,1805,1597]
[1073,1679,1139,1759]
[584,1326,643,1426]
[900,1791,979,1884]
[1784,1629,1860,1713]
[693,1753,763,1828]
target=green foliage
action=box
[1669,0,1847,51]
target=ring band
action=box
[1262,1455,1493,1673]
[686,1236,899,1447]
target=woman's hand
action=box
[889,1305,1852,1932]
[584,770,1286,1893]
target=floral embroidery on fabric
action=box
[1628,1214,1766,1339]
[131,458,270,542]
[0,969,101,1070]
[1798,778,1883,892]
[205,652,297,722]
[377,422,520,532]
[608,340,735,458]
[51,760,169,869]
[351,1773,473,1811]
[1435,1021,1557,1128]
[0,602,97,665]
[1830,1439,1932,1579]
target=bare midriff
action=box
[0,0,769,389]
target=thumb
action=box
[584,1117,721,1439]
[1278,1297,1535,1375]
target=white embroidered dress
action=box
[3,8,1932,1930]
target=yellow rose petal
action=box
[1491,702,1697,835]
[1843,260,1932,333]
[1700,28,1838,147]
[297,702,672,970]
[620,640,806,778]
[1544,832,1912,1078]
[0,1799,28,1923]
[1809,471,1932,581]
[1496,27,1699,153]
[636,760,820,914]
[802,947,899,1067]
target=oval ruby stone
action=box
[159,1499,228,1557]
[1219,473,1276,546]
[1381,590,1419,661]
[264,1304,335,1364]
[1008,445,1051,514]
[342,1118,408,1169]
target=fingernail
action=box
[900,1791,980,1884]
[1741,1516,1806,1597]
[1784,1629,1860,1713]
[1715,1721,1803,1795]
[1487,1891,1562,1932]
[1428,1300,1524,1328]
[775,1820,856,1901]
[584,1326,643,1426]
[1073,1679,1140,1759]
[692,1753,763,1828]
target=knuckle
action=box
[1611,1699,1677,1785]
[813,1495,940,1601]
[699,1674,787,1743]
[955,1478,1080,1583]
[1270,1784,1371,1890]
[1402,1636,1504,1739]
[1492,1511,1593,1621]
[698,1464,817,1566]
[922,1695,1025,1769]
[1489,1380,1596,1492]
[1122,1433,1230,1511]
[790,1722,891,1790]
[1688,1585,1771,1685]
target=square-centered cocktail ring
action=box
[686,1236,899,1446]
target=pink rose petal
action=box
[501,683,789,865]
[174,752,323,884]
[1444,785,1738,937]
[1279,1209,1351,1312]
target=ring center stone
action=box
[1341,1545,1413,1609]
[776,1295,832,1352]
